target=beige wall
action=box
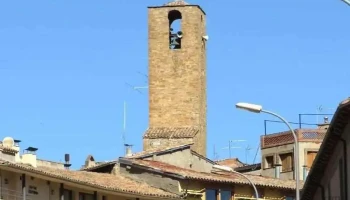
[37,159,65,169]
[261,141,321,180]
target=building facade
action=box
[260,122,328,181]
[0,137,181,200]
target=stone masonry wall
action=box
[146,5,207,156]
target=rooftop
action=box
[143,127,199,139]
[164,0,189,6]
[0,159,180,199]
[123,158,303,190]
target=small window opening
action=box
[168,10,182,49]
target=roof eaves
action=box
[119,158,186,180]
[190,150,216,164]
[0,161,180,199]
[128,144,193,159]
[80,161,117,171]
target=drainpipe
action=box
[274,163,281,179]
[339,138,348,200]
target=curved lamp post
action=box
[213,165,259,200]
[342,0,350,6]
[235,102,300,200]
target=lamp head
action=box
[235,102,263,113]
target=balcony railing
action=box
[0,187,32,200]
[233,194,285,200]
[261,129,327,149]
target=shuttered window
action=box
[306,151,317,168]
[280,153,293,172]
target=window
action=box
[79,193,94,200]
[64,189,73,200]
[306,151,317,168]
[280,153,293,172]
[205,189,217,200]
[168,10,182,49]
[220,190,231,200]
[264,156,273,169]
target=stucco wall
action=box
[37,159,65,169]
[261,141,321,180]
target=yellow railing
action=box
[233,194,284,200]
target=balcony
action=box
[261,129,327,149]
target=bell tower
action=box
[143,0,208,156]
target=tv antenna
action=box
[245,145,253,164]
[316,105,334,124]
[222,139,246,158]
[213,145,219,161]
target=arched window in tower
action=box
[168,10,182,50]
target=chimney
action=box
[22,147,38,167]
[124,144,133,157]
[318,117,330,130]
[64,154,71,170]
[13,139,21,162]
[274,163,281,179]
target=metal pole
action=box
[213,165,259,200]
[229,141,231,158]
[231,170,259,200]
[261,110,300,200]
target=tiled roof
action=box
[127,143,193,158]
[0,160,180,199]
[82,143,194,172]
[125,159,303,190]
[216,158,245,169]
[143,127,199,139]
[164,0,190,6]
[80,160,117,171]
[0,146,18,154]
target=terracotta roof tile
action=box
[127,159,303,190]
[80,160,117,171]
[216,158,245,168]
[0,146,18,154]
[143,127,199,139]
[164,0,190,6]
[0,160,180,199]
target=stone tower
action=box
[143,0,207,156]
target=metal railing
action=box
[233,194,285,200]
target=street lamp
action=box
[213,165,259,200]
[342,0,350,6]
[235,102,300,200]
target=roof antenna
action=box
[122,100,127,145]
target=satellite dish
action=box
[2,137,15,148]
[177,31,183,38]
[202,35,209,41]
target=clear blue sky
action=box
[1,0,349,169]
